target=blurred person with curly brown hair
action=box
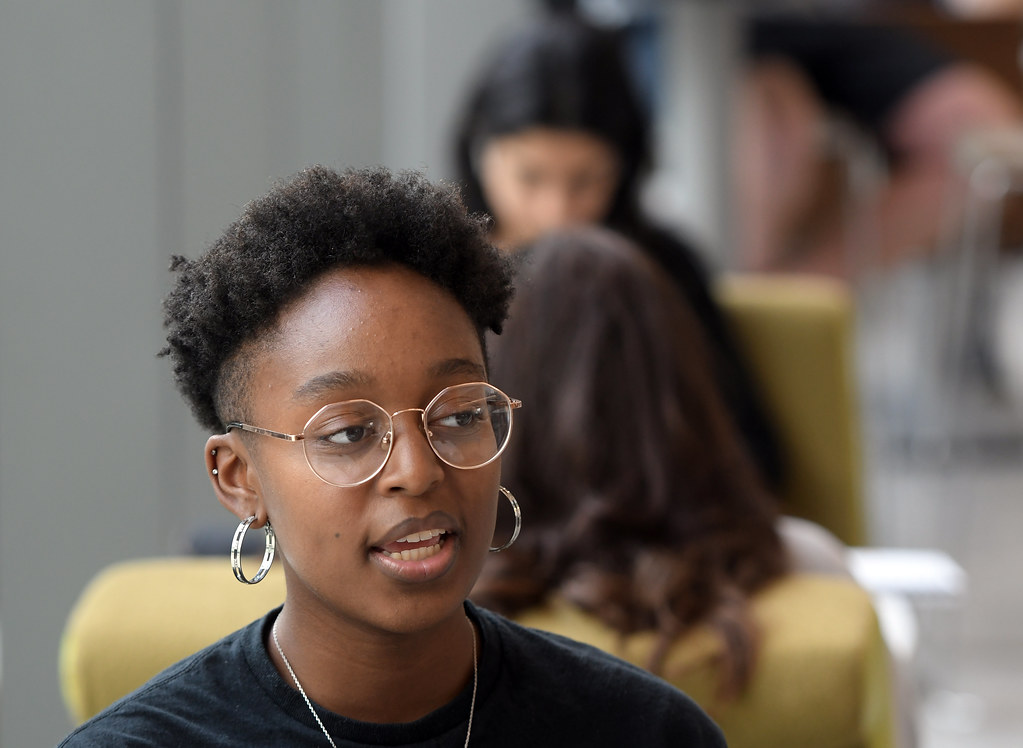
[476,225,850,700]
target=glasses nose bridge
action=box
[382,406,433,446]
[389,405,429,426]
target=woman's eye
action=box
[516,167,544,189]
[316,419,382,448]
[435,406,485,429]
[570,171,610,195]
[327,425,369,445]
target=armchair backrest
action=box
[517,574,894,748]
[717,274,867,545]
[59,557,285,724]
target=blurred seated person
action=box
[737,2,1023,277]
[475,225,850,701]
[453,12,785,493]
[544,0,1023,278]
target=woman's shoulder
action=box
[476,602,638,671]
[777,515,853,577]
[622,220,713,279]
[476,600,675,691]
[471,604,727,746]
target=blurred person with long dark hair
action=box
[452,12,785,493]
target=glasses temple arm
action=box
[225,422,303,442]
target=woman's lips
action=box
[370,528,459,582]
[378,528,448,561]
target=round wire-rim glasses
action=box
[226,381,522,487]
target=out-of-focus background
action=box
[3,1,1023,746]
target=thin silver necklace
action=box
[271,614,478,748]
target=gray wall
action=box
[0,2,529,744]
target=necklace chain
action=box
[271,614,478,748]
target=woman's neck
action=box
[267,603,476,724]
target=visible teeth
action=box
[387,542,443,561]
[395,529,445,543]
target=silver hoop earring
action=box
[231,515,276,584]
[490,486,521,552]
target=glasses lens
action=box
[426,383,513,469]
[302,400,391,486]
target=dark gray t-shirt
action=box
[59,602,726,747]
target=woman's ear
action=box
[206,433,266,525]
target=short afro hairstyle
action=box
[160,165,514,433]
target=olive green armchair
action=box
[717,273,867,546]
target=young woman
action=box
[476,226,794,700]
[59,166,725,747]
[452,12,785,493]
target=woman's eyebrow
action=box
[291,360,484,403]
[292,371,373,402]
[430,358,487,380]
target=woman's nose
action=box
[536,185,576,229]
[375,411,444,496]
